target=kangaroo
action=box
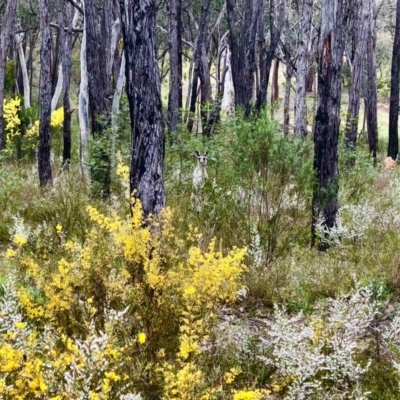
[191,151,208,211]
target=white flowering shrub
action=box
[261,283,381,399]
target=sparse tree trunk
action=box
[294,0,313,139]
[38,0,53,186]
[0,0,18,151]
[168,0,182,136]
[345,0,366,150]
[120,0,165,217]
[51,64,63,112]
[365,0,378,160]
[388,0,400,159]
[57,0,73,166]
[312,0,349,248]
[305,68,314,92]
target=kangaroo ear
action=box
[194,151,200,157]
[204,151,209,157]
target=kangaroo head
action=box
[194,151,208,167]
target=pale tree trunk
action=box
[38,0,53,186]
[167,0,182,136]
[57,0,73,166]
[110,51,125,176]
[0,0,18,151]
[221,45,234,114]
[345,0,365,149]
[79,3,90,178]
[51,64,63,112]
[365,0,378,160]
[109,16,121,77]
[294,0,313,139]
[388,0,400,159]
[283,65,292,136]
[120,0,165,217]
[312,0,350,248]
[16,33,31,108]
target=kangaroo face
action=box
[194,151,208,166]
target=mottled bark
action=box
[38,0,53,186]
[294,0,313,139]
[312,0,350,248]
[272,59,279,103]
[57,0,73,166]
[365,0,378,160]
[0,0,17,151]
[167,0,182,135]
[120,0,165,217]
[388,0,400,159]
[345,0,366,149]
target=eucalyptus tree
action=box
[57,0,74,166]
[312,0,351,248]
[168,0,182,135]
[388,0,400,159]
[38,0,52,186]
[345,0,366,150]
[294,0,314,139]
[84,0,113,196]
[0,0,18,151]
[120,0,165,217]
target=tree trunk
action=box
[16,33,31,108]
[0,0,18,151]
[226,0,260,117]
[388,0,400,159]
[294,0,313,139]
[120,0,166,218]
[57,0,73,166]
[79,9,90,179]
[345,0,366,149]
[272,59,279,102]
[365,0,378,161]
[283,64,292,136]
[84,0,113,195]
[312,0,349,248]
[38,0,53,186]
[51,64,63,112]
[305,68,314,92]
[167,0,182,136]
[187,0,212,133]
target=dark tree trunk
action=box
[187,0,212,133]
[167,0,182,136]
[120,0,165,218]
[227,0,260,117]
[294,0,313,139]
[255,0,283,111]
[38,0,53,186]
[345,0,366,149]
[312,0,349,248]
[388,0,400,159]
[84,0,113,195]
[305,68,314,92]
[0,0,17,151]
[272,59,279,103]
[365,0,378,160]
[57,0,73,166]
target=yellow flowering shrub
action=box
[2,97,64,156]
[2,195,250,398]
